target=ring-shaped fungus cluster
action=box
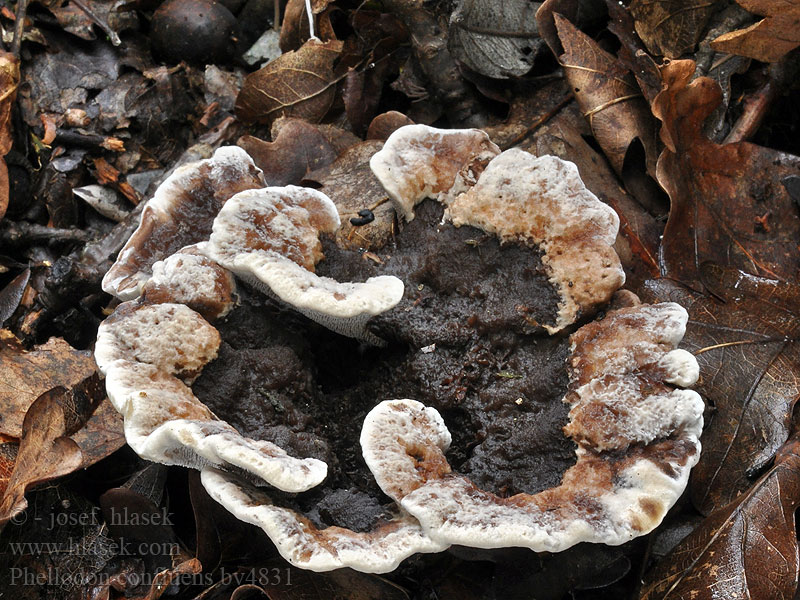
[94,126,703,573]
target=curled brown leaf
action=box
[552,14,658,176]
[235,39,346,127]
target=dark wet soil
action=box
[193,200,577,532]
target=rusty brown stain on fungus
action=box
[244,201,323,271]
[638,497,662,521]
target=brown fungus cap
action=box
[94,299,327,493]
[203,186,404,344]
[369,124,500,221]
[102,146,264,301]
[360,302,703,552]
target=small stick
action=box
[11,0,29,56]
[71,0,121,46]
[0,221,90,247]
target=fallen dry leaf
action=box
[653,59,800,289]
[641,263,800,515]
[628,0,718,58]
[711,0,800,63]
[235,39,345,127]
[0,330,99,439]
[71,398,125,469]
[237,119,337,186]
[0,51,19,222]
[0,374,104,524]
[640,434,800,600]
[551,14,658,176]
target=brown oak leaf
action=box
[711,0,800,63]
[641,263,800,515]
[640,435,800,600]
[653,59,800,289]
[551,14,658,176]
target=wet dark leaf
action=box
[641,264,800,514]
[653,59,800,289]
[640,435,800,600]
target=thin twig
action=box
[501,93,573,150]
[693,338,790,356]
[0,221,91,247]
[71,0,121,46]
[11,0,29,56]
[304,0,317,40]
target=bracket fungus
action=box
[94,134,703,574]
[370,126,624,332]
[201,466,448,573]
[202,186,404,344]
[361,302,703,552]
[95,299,327,493]
[369,124,500,221]
[102,146,264,301]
